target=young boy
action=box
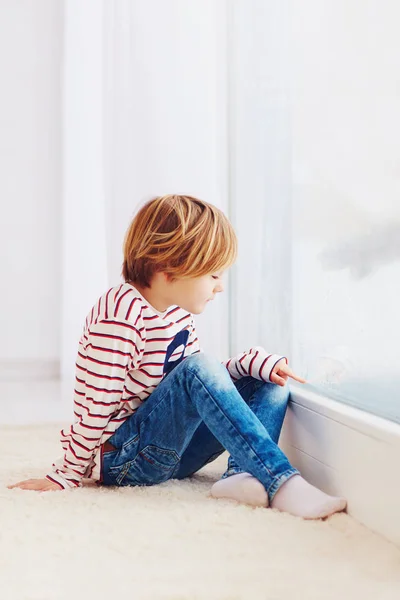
[9,195,346,519]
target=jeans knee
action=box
[183,353,231,387]
[270,382,291,405]
[184,352,222,373]
[257,380,290,407]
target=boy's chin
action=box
[176,299,209,314]
[181,304,206,315]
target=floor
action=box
[1,381,400,600]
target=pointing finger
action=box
[279,365,307,384]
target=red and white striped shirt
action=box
[46,283,285,489]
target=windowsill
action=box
[288,383,400,446]
[280,383,400,547]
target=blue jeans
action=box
[101,353,299,500]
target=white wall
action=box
[0,1,63,371]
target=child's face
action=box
[166,271,225,314]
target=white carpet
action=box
[1,423,400,600]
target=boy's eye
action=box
[212,276,219,280]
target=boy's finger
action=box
[9,482,28,490]
[8,480,38,490]
[280,366,307,384]
[270,373,286,387]
[289,372,307,383]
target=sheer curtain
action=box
[62,0,108,381]
[61,0,230,381]
[227,1,293,360]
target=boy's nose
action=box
[214,282,224,293]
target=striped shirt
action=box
[46,283,285,489]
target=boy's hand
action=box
[270,359,307,386]
[7,478,63,492]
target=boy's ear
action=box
[162,272,174,283]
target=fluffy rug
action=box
[1,423,400,600]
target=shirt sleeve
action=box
[46,318,144,489]
[221,346,287,383]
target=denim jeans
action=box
[101,353,299,500]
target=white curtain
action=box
[227,1,293,359]
[61,0,231,381]
[62,0,109,381]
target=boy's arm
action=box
[222,346,287,383]
[184,319,286,384]
[184,320,284,383]
[46,318,143,489]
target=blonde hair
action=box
[122,195,237,287]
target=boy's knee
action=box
[184,352,221,373]
[183,353,231,386]
[269,382,291,405]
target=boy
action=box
[9,195,346,519]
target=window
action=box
[229,0,400,424]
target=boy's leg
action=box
[195,377,288,507]
[170,375,346,517]
[101,353,298,501]
[209,377,347,518]
[173,376,288,480]
[221,377,289,479]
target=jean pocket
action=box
[113,445,181,486]
[106,434,139,485]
